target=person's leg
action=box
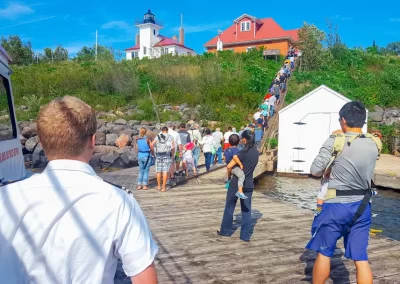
[354,261,373,284]
[137,157,145,189]
[210,152,215,166]
[217,147,223,164]
[193,147,200,168]
[156,172,161,190]
[233,168,246,198]
[142,157,151,189]
[239,190,253,241]
[219,186,239,236]
[204,152,211,171]
[312,253,331,284]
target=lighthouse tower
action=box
[135,10,163,59]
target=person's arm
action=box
[227,158,237,170]
[233,155,243,169]
[310,138,334,177]
[130,262,158,284]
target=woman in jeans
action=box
[200,129,214,171]
[136,127,152,190]
[217,130,259,242]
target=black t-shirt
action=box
[178,130,191,145]
[230,147,259,191]
[279,74,286,83]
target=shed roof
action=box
[279,85,351,114]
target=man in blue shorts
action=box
[306,101,379,284]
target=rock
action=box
[32,143,48,168]
[208,121,220,128]
[94,145,120,155]
[106,134,119,146]
[106,113,117,119]
[19,121,30,129]
[119,148,138,167]
[21,126,37,138]
[20,135,27,145]
[89,153,102,169]
[140,121,149,126]
[182,107,191,113]
[114,118,127,125]
[369,112,383,122]
[115,110,124,116]
[384,109,400,118]
[136,110,145,115]
[111,125,124,134]
[0,123,9,130]
[100,152,121,164]
[19,105,29,111]
[374,105,384,112]
[97,119,106,128]
[116,134,130,149]
[226,104,236,110]
[25,136,39,153]
[187,120,195,125]
[164,105,173,111]
[179,103,188,111]
[95,131,106,145]
[106,122,115,128]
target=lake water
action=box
[255,175,400,241]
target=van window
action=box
[0,75,17,141]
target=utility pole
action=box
[95,30,98,61]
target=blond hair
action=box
[37,96,96,159]
[139,127,147,137]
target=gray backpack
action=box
[155,134,172,156]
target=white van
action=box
[0,45,26,184]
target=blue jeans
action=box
[204,152,212,171]
[192,146,200,168]
[220,187,253,241]
[270,106,275,116]
[137,156,151,185]
[211,147,223,165]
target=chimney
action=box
[172,35,178,42]
[179,13,184,45]
[135,28,140,45]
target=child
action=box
[224,134,247,199]
[182,142,197,178]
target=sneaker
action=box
[225,180,231,190]
[166,180,173,186]
[235,192,247,199]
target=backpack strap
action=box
[323,134,346,178]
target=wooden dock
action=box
[105,169,400,283]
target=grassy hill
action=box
[10,50,280,128]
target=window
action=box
[241,21,251,32]
[164,48,168,54]
[132,51,139,58]
[143,46,147,55]
[246,46,256,52]
[153,29,156,35]
[0,75,17,141]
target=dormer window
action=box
[241,21,251,31]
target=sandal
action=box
[137,186,142,190]
[142,186,148,190]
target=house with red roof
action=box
[205,14,299,55]
[125,10,196,60]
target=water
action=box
[255,175,400,241]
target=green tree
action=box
[54,45,68,61]
[1,35,34,65]
[383,42,400,55]
[76,45,114,61]
[297,22,330,71]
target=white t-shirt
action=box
[0,160,158,284]
[290,56,295,62]
[279,69,284,75]
[212,131,223,148]
[168,128,182,151]
[269,96,277,106]
[223,131,233,143]
[200,135,215,153]
[253,111,262,121]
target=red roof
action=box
[205,16,299,47]
[124,44,139,51]
[125,35,194,52]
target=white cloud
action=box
[173,21,231,34]
[101,20,132,31]
[390,18,400,22]
[0,2,34,19]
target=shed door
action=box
[292,113,331,174]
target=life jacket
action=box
[323,133,382,179]
[137,136,150,154]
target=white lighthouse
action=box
[125,10,196,60]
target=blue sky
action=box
[0,0,399,56]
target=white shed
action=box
[277,85,368,174]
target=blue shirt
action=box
[224,147,240,164]
[255,128,263,142]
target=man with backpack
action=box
[306,101,381,284]
[167,122,182,183]
[188,123,202,170]
[151,127,174,192]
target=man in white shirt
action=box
[212,128,224,165]
[253,109,262,122]
[0,96,158,284]
[223,126,234,150]
[167,121,182,181]
[269,95,277,117]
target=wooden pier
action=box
[104,169,400,283]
